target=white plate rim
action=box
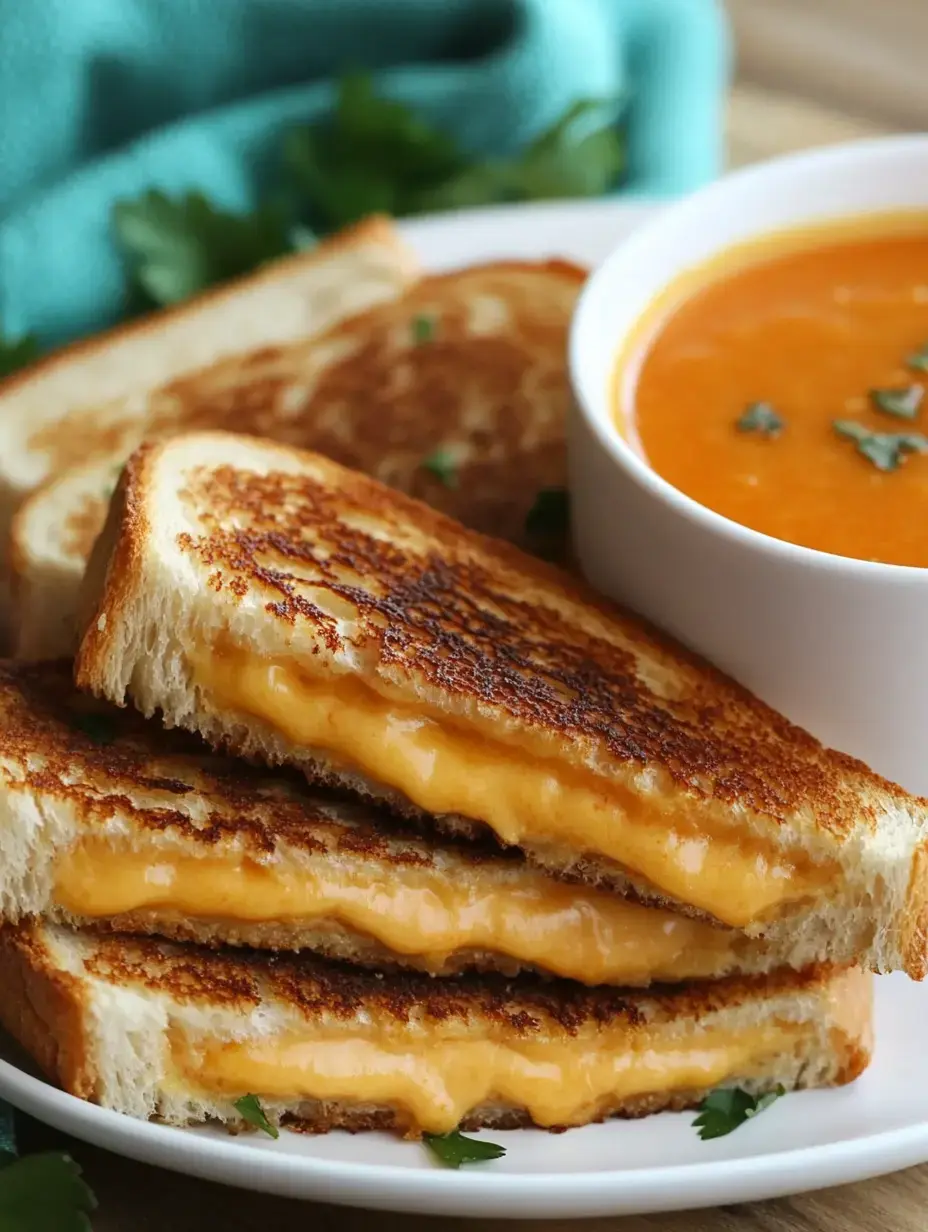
[4,197,928,1220]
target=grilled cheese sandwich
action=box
[0,921,873,1136]
[11,258,581,659]
[0,659,824,986]
[75,432,928,976]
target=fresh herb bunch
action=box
[285,80,625,232]
[0,1101,97,1230]
[111,73,624,309]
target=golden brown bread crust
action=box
[14,924,852,1035]
[16,259,582,616]
[12,216,414,478]
[78,432,925,841]
[0,925,94,1099]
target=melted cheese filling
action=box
[195,650,835,929]
[53,840,747,985]
[176,1022,804,1134]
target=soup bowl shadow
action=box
[569,135,928,796]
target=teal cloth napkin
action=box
[0,0,729,347]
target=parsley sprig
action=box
[693,1085,786,1140]
[0,333,40,380]
[423,1130,506,1168]
[233,1094,279,1140]
[0,1102,97,1230]
[112,191,293,308]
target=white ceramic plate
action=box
[4,199,928,1220]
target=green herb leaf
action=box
[234,1094,279,1140]
[833,419,928,471]
[423,1130,506,1169]
[525,487,571,538]
[424,99,624,212]
[907,344,928,373]
[0,333,40,380]
[412,314,436,344]
[285,76,625,232]
[869,385,924,420]
[693,1084,786,1141]
[421,447,458,489]
[736,401,784,437]
[112,190,293,307]
[284,72,466,232]
[0,1153,97,1231]
[70,713,118,745]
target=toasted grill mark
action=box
[172,457,911,833]
[60,264,580,555]
[73,930,844,1034]
[0,661,510,866]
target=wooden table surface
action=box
[19,9,928,1229]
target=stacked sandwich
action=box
[0,219,924,1149]
[1,426,925,1144]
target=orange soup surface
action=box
[626,223,928,566]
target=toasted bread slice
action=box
[74,432,928,976]
[11,260,581,659]
[0,920,872,1136]
[0,659,826,987]
[0,216,419,637]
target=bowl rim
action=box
[569,133,928,584]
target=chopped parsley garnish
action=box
[234,1094,279,1140]
[906,344,928,373]
[833,419,928,472]
[421,447,459,489]
[423,1130,506,1169]
[412,314,436,344]
[736,401,784,437]
[525,487,571,538]
[869,384,924,420]
[0,333,40,380]
[693,1085,786,1140]
[71,713,118,745]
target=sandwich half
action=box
[75,431,928,975]
[0,215,419,637]
[0,920,872,1136]
[0,659,819,987]
[10,259,581,659]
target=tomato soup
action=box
[621,218,928,566]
